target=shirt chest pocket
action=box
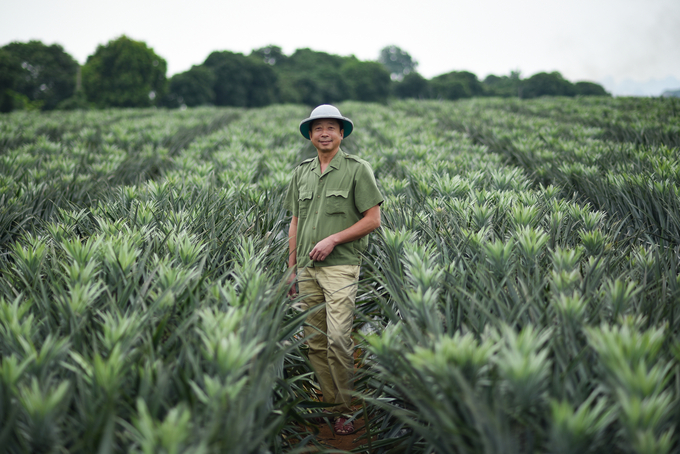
[325,189,350,216]
[298,191,313,218]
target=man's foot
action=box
[334,417,355,435]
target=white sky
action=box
[1,0,679,92]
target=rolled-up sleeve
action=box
[354,162,384,213]
[284,169,299,216]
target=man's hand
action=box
[309,236,337,262]
[287,216,298,297]
[287,270,297,298]
[308,206,380,262]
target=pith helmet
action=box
[299,104,354,140]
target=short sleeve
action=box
[354,162,384,214]
[284,169,299,216]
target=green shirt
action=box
[284,149,384,268]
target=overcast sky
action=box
[2,0,679,95]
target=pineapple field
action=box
[1,97,680,453]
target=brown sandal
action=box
[334,417,355,435]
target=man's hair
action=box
[310,118,344,133]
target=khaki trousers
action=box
[297,265,360,415]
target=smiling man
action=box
[285,104,383,435]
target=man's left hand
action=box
[309,236,337,261]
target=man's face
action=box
[309,119,343,154]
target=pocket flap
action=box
[299,191,313,201]
[326,189,349,198]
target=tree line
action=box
[0,36,609,113]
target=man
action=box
[284,104,383,435]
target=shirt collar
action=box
[312,148,345,175]
[329,148,345,170]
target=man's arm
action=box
[287,216,298,296]
[308,205,381,262]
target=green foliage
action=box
[250,45,287,67]
[0,48,21,92]
[203,51,277,107]
[4,90,46,112]
[431,70,484,100]
[522,71,576,98]
[275,48,351,105]
[340,60,391,103]
[575,81,609,96]
[1,39,619,112]
[548,393,615,454]
[1,40,79,111]
[56,90,91,110]
[483,70,522,97]
[81,35,167,108]
[394,72,429,99]
[0,48,22,112]
[378,45,418,81]
[1,99,680,453]
[0,105,322,453]
[166,65,216,107]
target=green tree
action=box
[483,70,522,97]
[275,48,350,105]
[341,61,391,103]
[166,65,216,107]
[55,90,90,110]
[431,71,483,100]
[2,40,79,111]
[394,72,429,99]
[574,81,609,96]
[203,51,277,107]
[247,57,278,107]
[0,48,22,112]
[81,35,167,108]
[251,45,287,67]
[378,45,418,81]
[522,71,576,98]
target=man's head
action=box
[299,104,354,140]
[309,118,344,154]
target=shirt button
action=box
[312,227,315,229]
[315,211,318,214]
[317,195,320,198]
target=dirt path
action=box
[314,415,372,452]
[305,345,376,453]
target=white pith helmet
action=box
[299,104,354,140]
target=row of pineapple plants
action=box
[0,98,678,453]
[1,105,328,453]
[343,100,680,453]
[405,97,680,243]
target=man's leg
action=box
[297,266,338,406]
[316,265,360,416]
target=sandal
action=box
[334,417,355,435]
